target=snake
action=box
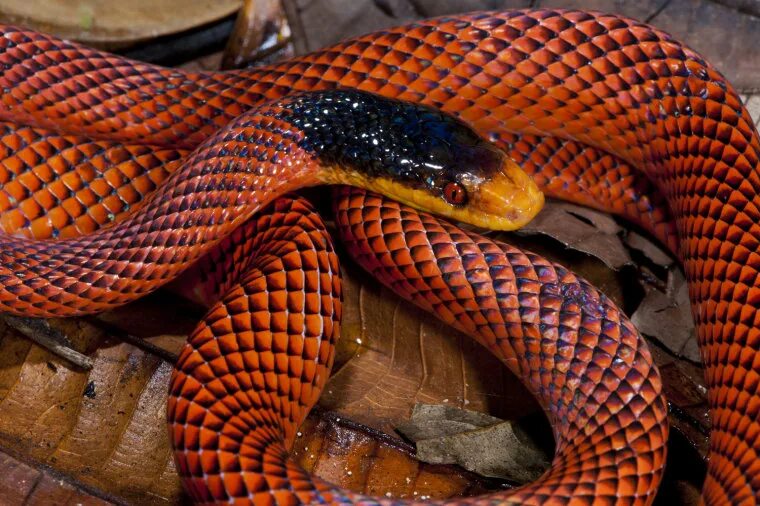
[0,7,755,505]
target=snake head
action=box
[367,136,545,231]
[290,90,544,231]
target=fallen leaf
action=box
[0,0,241,48]
[0,450,112,505]
[292,410,505,501]
[512,201,631,270]
[631,269,699,363]
[0,255,544,504]
[282,0,760,92]
[397,404,550,484]
[395,404,503,441]
[625,230,675,269]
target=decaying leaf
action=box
[514,201,632,270]
[397,404,551,484]
[319,261,541,435]
[0,0,241,48]
[395,404,503,441]
[0,253,544,503]
[624,230,675,269]
[0,0,736,501]
[631,269,700,363]
[0,450,112,505]
[282,0,760,92]
[292,411,504,501]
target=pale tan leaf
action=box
[397,404,550,484]
[0,0,241,47]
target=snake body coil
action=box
[0,8,756,505]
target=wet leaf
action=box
[222,0,293,69]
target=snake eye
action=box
[443,181,468,206]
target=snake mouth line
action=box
[317,158,544,231]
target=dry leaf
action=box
[397,404,550,484]
[514,201,632,270]
[0,254,543,504]
[283,0,760,91]
[0,450,112,505]
[624,231,675,268]
[292,411,503,501]
[631,269,699,362]
[319,260,541,435]
[0,0,240,47]
[395,404,503,441]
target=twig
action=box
[222,0,290,69]
[87,317,179,364]
[2,315,93,370]
[280,0,310,54]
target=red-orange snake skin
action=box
[0,8,756,505]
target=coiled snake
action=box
[0,8,755,505]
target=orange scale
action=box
[266,491,299,506]
[29,212,54,238]
[198,424,221,450]
[40,178,68,204]
[16,173,45,196]
[42,201,71,228]
[113,181,140,204]
[220,469,247,497]
[298,325,324,357]
[0,132,24,153]
[286,355,305,378]
[72,142,102,160]
[240,473,269,497]
[0,165,16,186]
[299,359,318,386]
[15,147,41,168]
[269,330,293,355]
[181,452,206,479]
[73,186,101,207]
[28,160,58,185]
[0,210,27,236]
[87,177,114,198]
[283,311,304,334]
[202,473,226,498]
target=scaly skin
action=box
[0,121,675,251]
[0,7,755,503]
[0,13,676,247]
[0,94,670,503]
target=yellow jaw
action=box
[319,157,544,231]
